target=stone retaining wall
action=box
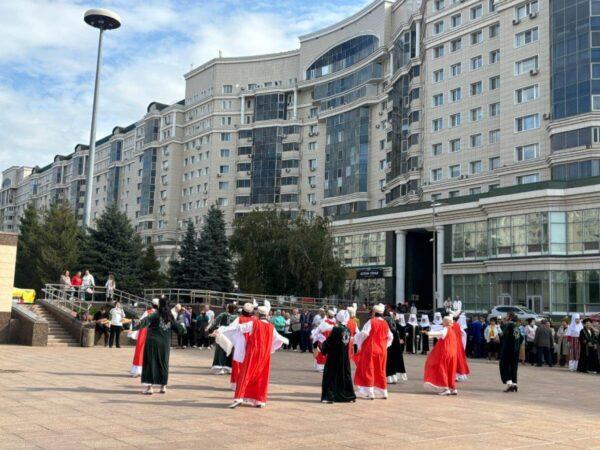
[10,304,48,346]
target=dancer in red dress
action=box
[311,308,336,372]
[214,302,288,408]
[229,303,257,390]
[129,299,158,377]
[423,316,459,395]
[353,304,393,399]
[455,313,470,382]
[346,304,358,363]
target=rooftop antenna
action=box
[218,50,222,58]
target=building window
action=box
[489,129,500,144]
[593,95,600,111]
[471,55,483,70]
[470,107,483,123]
[449,191,460,198]
[431,193,442,201]
[432,143,443,156]
[450,138,461,152]
[489,156,500,170]
[515,113,540,132]
[517,173,540,184]
[219,165,229,174]
[451,38,462,52]
[431,168,443,182]
[449,164,461,178]
[515,27,539,47]
[451,63,462,77]
[220,149,230,158]
[433,45,445,59]
[433,93,444,107]
[470,187,482,195]
[489,75,500,90]
[432,118,443,131]
[471,31,483,46]
[515,0,538,21]
[470,160,482,174]
[451,13,462,27]
[434,0,445,10]
[450,113,461,127]
[218,181,229,190]
[515,55,538,75]
[217,197,229,206]
[470,81,483,96]
[515,143,539,161]
[471,4,483,20]
[450,87,462,102]
[309,159,317,170]
[489,102,500,117]
[434,20,444,35]
[470,134,483,148]
[220,132,231,142]
[222,85,233,94]
[489,49,500,64]
[489,22,500,38]
[516,84,538,103]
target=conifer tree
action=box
[140,244,165,289]
[14,202,42,290]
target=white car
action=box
[487,305,545,322]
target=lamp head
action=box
[84,8,121,30]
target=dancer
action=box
[129,298,158,377]
[499,314,523,392]
[454,313,470,382]
[311,307,336,372]
[405,313,419,354]
[354,304,393,399]
[230,303,257,390]
[132,297,184,395]
[423,316,459,395]
[346,303,358,362]
[396,312,408,381]
[432,312,443,346]
[419,314,431,355]
[578,318,599,373]
[384,307,406,384]
[321,310,356,403]
[210,303,238,374]
[566,313,583,371]
[214,302,288,408]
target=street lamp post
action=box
[431,201,442,309]
[82,9,121,229]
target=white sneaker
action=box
[450,389,458,395]
[387,376,394,384]
[228,400,243,409]
[400,373,408,382]
[438,389,452,396]
[392,374,399,384]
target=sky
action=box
[0,0,369,170]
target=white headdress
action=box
[336,310,350,325]
[397,314,406,327]
[373,303,385,314]
[458,314,468,330]
[566,313,583,337]
[420,314,430,327]
[151,298,159,306]
[408,314,418,325]
[243,302,254,313]
[347,303,357,317]
[433,312,442,325]
[257,300,271,316]
[327,307,337,317]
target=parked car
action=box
[487,305,547,322]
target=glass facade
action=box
[250,127,283,204]
[450,270,600,313]
[551,0,597,120]
[552,159,600,180]
[324,107,369,198]
[144,119,160,144]
[392,25,417,72]
[333,232,386,267]
[110,140,122,162]
[254,93,290,121]
[551,127,594,151]
[451,208,600,261]
[140,148,157,215]
[306,35,379,80]
[323,201,367,217]
[106,166,120,206]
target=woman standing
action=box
[405,314,419,354]
[321,310,356,404]
[485,318,502,360]
[133,297,183,395]
[555,319,570,367]
[419,315,431,355]
[211,304,238,374]
[566,314,583,371]
[105,274,116,302]
[423,316,459,395]
[577,318,599,373]
[129,299,158,377]
[499,315,523,392]
[108,302,125,348]
[384,308,406,384]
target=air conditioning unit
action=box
[308,132,314,137]
[281,135,288,139]
[380,186,386,192]
[313,132,319,136]
[543,113,551,120]
[376,124,381,129]
[309,183,316,188]
[285,168,291,173]
[310,167,317,172]
[529,69,539,76]
[217,173,222,178]
[379,111,384,116]
[512,18,521,25]
[529,11,538,19]
[311,200,317,205]
[203,190,208,195]
[246,171,251,176]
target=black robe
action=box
[405,324,418,354]
[419,326,430,354]
[211,312,237,369]
[577,328,599,373]
[499,321,522,384]
[385,317,406,376]
[321,325,356,403]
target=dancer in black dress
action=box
[384,308,407,384]
[321,310,356,403]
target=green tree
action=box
[14,202,42,291]
[198,205,232,292]
[168,221,199,289]
[36,201,80,288]
[80,204,144,294]
[140,244,165,289]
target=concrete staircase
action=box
[30,304,79,347]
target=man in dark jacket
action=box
[534,320,554,367]
[300,308,314,353]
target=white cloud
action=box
[0,0,366,170]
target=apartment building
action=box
[2,0,600,314]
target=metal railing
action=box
[43,284,152,314]
[143,288,355,310]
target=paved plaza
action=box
[0,346,598,449]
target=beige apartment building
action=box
[2,0,600,314]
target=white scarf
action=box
[566,314,583,337]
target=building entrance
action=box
[404,229,434,311]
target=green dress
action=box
[134,312,178,386]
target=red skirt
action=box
[132,328,148,366]
[424,330,458,390]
